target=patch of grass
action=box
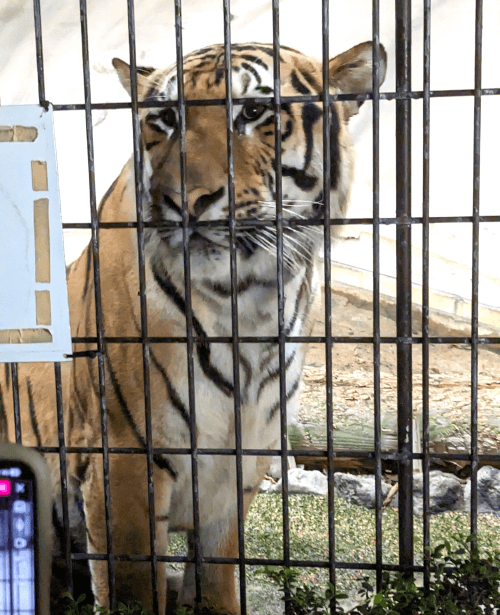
[65,495,500,615]
[243,494,500,604]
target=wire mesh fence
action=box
[1,0,500,613]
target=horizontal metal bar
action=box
[68,552,422,573]
[33,446,500,463]
[50,86,500,112]
[70,335,500,345]
[62,215,500,230]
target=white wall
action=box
[1,0,499,313]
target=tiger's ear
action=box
[112,58,155,100]
[329,42,387,119]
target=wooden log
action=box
[289,413,500,475]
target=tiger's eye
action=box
[241,103,267,122]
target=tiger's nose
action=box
[186,187,225,219]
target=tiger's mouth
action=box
[159,226,259,259]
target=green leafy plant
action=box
[264,534,500,614]
[261,566,345,614]
[63,593,154,615]
[62,534,500,615]
[63,593,220,615]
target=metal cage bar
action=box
[395,0,414,574]
[470,0,483,548]
[0,1,495,614]
[222,3,248,612]
[10,364,22,445]
[271,0,292,590]
[422,0,432,592]
[54,362,73,593]
[321,0,336,606]
[173,0,204,608]
[125,0,161,609]
[371,0,383,593]
[48,86,500,114]
[78,0,117,603]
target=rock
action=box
[392,471,464,515]
[270,468,328,496]
[267,454,296,481]
[464,465,500,516]
[258,479,274,494]
[333,473,391,509]
[415,471,463,515]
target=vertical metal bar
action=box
[422,0,431,590]
[271,0,291,586]
[470,0,483,547]
[395,0,414,573]
[222,3,247,613]
[10,364,22,444]
[78,0,116,604]
[371,0,383,592]
[125,1,159,610]
[32,0,47,106]
[54,362,73,593]
[173,0,203,607]
[321,0,336,606]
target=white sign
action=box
[0,105,71,362]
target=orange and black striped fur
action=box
[0,42,386,613]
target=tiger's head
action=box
[113,42,386,283]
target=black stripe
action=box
[281,166,317,191]
[146,121,168,134]
[137,65,156,77]
[106,353,177,480]
[240,62,262,84]
[186,46,217,57]
[156,514,169,522]
[149,351,190,429]
[214,68,224,86]
[203,276,277,298]
[145,140,161,151]
[238,54,269,70]
[4,364,9,389]
[27,378,42,448]
[259,344,278,373]
[291,70,311,95]
[279,44,302,54]
[152,268,234,397]
[97,176,119,219]
[302,103,322,172]
[0,383,7,437]
[282,119,294,141]
[284,274,307,336]
[71,363,90,431]
[76,456,90,483]
[82,245,92,300]
[249,47,284,62]
[238,352,253,398]
[257,349,296,401]
[329,104,341,190]
[298,68,321,92]
[258,114,275,128]
[267,378,301,423]
[161,194,183,218]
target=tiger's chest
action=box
[150,265,314,528]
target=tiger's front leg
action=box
[81,454,174,614]
[177,485,260,615]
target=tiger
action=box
[0,41,386,614]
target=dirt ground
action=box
[298,286,500,463]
